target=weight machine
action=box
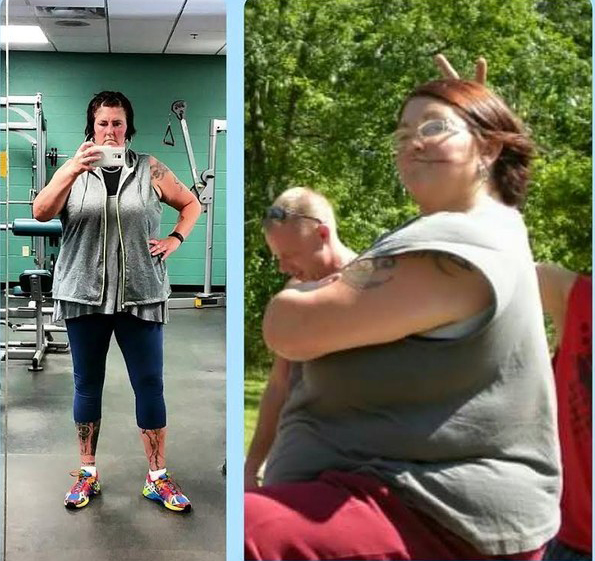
[169,100,226,309]
[1,94,68,370]
[0,93,66,270]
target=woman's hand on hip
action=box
[67,141,102,175]
[149,237,181,261]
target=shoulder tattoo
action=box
[341,256,397,290]
[340,251,474,291]
[150,160,170,183]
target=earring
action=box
[477,161,489,183]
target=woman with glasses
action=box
[245,79,560,560]
[33,91,200,512]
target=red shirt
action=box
[553,275,592,553]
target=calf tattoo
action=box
[141,428,165,470]
[76,420,101,464]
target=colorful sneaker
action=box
[142,472,191,512]
[64,469,101,509]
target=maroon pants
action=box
[245,471,545,560]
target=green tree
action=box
[244,0,592,371]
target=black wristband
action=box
[168,231,184,243]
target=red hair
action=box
[400,80,534,207]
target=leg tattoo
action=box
[140,428,166,471]
[76,420,101,466]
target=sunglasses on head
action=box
[262,206,322,225]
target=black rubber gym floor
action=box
[2,308,225,561]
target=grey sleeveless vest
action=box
[52,150,171,306]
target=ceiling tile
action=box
[3,16,39,25]
[110,18,172,53]
[166,31,225,55]
[107,0,184,18]
[1,42,54,52]
[50,35,107,52]
[182,0,226,16]
[0,1,36,18]
[0,0,226,54]
[175,13,225,32]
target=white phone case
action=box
[92,145,125,167]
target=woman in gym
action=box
[245,79,561,559]
[33,91,201,512]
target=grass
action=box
[244,369,267,452]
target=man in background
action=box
[244,187,355,488]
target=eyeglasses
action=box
[393,118,466,153]
[262,205,322,226]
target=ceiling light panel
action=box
[1,24,49,43]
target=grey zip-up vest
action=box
[52,150,171,306]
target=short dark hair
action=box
[399,80,534,208]
[85,91,136,141]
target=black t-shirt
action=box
[101,167,122,196]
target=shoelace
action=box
[68,469,94,493]
[155,475,183,496]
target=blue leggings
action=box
[65,313,166,429]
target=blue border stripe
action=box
[226,1,244,560]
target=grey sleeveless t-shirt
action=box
[264,197,561,556]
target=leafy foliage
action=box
[245,0,592,370]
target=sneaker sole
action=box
[142,485,191,512]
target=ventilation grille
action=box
[34,7,106,20]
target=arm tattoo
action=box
[150,161,170,183]
[340,251,473,291]
[406,250,474,276]
[341,256,397,290]
[76,420,101,463]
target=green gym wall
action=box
[1,51,226,288]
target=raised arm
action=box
[148,156,202,259]
[33,141,101,221]
[263,252,492,361]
